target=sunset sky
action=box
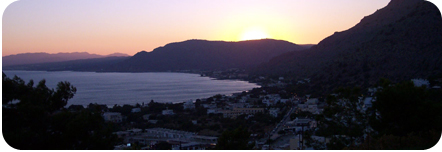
[0,0,422,56]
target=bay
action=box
[3,71,260,107]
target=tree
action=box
[3,74,120,149]
[154,141,172,150]
[215,126,254,150]
[312,87,368,149]
[367,79,442,149]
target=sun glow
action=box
[239,27,270,41]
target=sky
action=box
[1,0,433,56]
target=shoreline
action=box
[4,70,261,108]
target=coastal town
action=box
[65,69,441,150]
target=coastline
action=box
[3,70,261,108]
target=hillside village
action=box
[67,74,441,150]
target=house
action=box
[411,79,430,87]
[280,99,289,103]
[297,80,306,84]
[183,100,195,110]
[289,137,303,150]
[239,96,248,103]
[88,104,108,112]
[148,120,158,124]
[262,99,277,106]
[269,108,280,117]
[172,142,207,150]
[145,128,195,139]
[297,103,307,109]
[368,88,378,96]
[103,112,123,123]
[238,73,249,78]
[289,135,327,150]
[309,120,318,128]
[229,103,249,108]
[307,104,318,113]
[292,117,312,126]
[221,108,264,118]
[162,109,175,115]
[306,98,318,105]
[207,108,221,115]
[68,105,84,112]
[131,108,141,113]
[202,103,217,109]
[143,114,151,120]
[363,97,373,111]
[127,128,142,135]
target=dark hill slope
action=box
[108,39,305,72]
[257,0,442,93]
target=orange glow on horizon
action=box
[239,26,270,41]
[1,0,392,56]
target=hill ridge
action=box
[256,0,442,93]
[107,39,306,72]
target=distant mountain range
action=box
[105,39,306,72]
[3,56,130,72]
[2,52,129,66]
[3,39,305,72]
[256,0,442,93]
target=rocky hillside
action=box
[256,0,442,93]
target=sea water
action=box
[3,71,259,107]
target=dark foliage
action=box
[311,78,442,150]
[2,73,121,149]
[215,126,254,150]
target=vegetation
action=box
[2,73,120,149]
[365,79,442,149]
[312,87,368,149]
[309,79,442,150]
[215,126,254,150]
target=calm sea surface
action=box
[3,71,259,106]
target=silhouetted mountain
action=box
[3,56,129,72]
[107,39,306,72]
[298,44,316,50]
[257,0,442,93]
[2,52,129,66]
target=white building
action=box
[143,114,151,120]
[306,104,318,113]
[411,79,430,87]
[363,97,373,111]
[202,104,217,109]
[162,109,175,115]
[131,108,141,113]
[183,100,195,110]
[269,108,280,117]
[103,112,123,123]
[207,108,222,114]
[306,98,318,105]
[145,128,195,139]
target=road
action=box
[269,106,296,140]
